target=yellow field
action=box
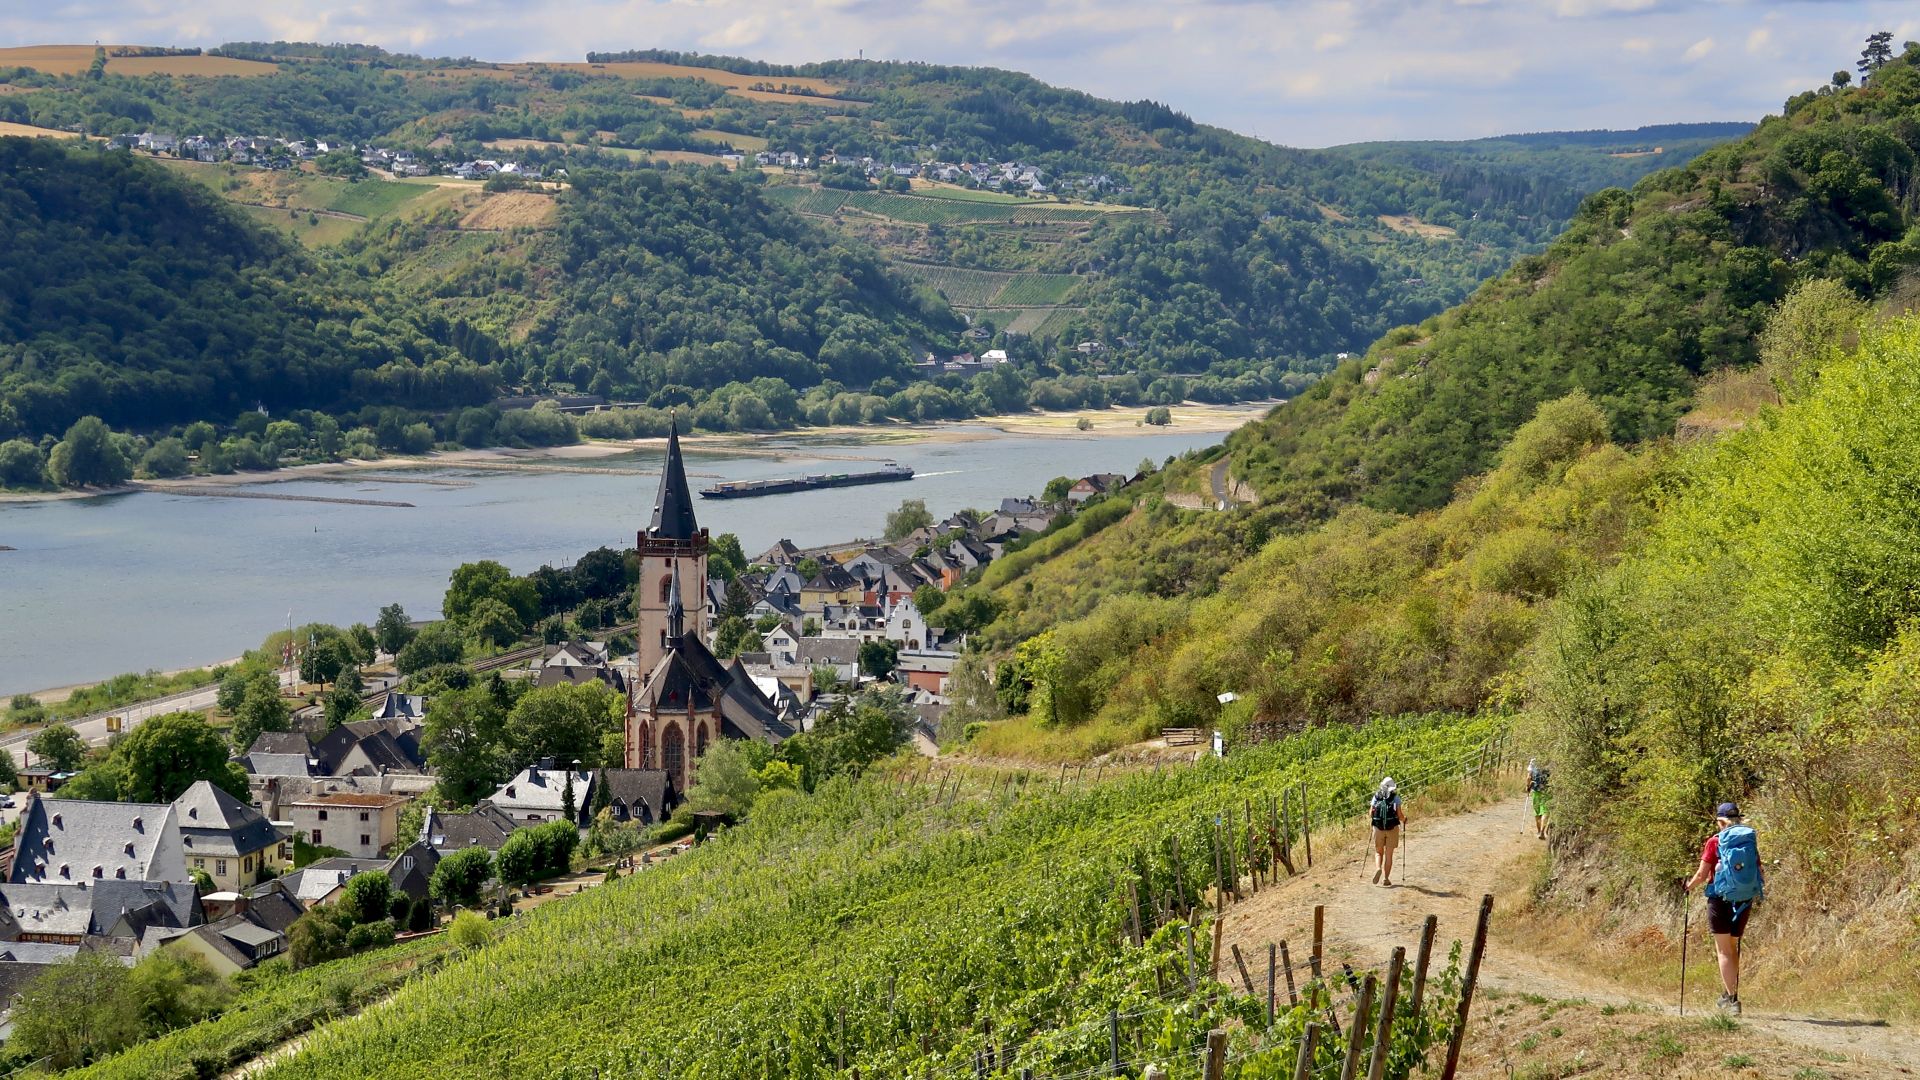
[555,61,845,96]
[487,138,647,160]
[695,128,766,151]
[458,190,559,230]
[0,121,81,139]
[0,45,275,77]
[645,149,738,167]
[1376,213,1458,239]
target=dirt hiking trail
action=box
[1215,796,1919,1077]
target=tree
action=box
[505,682,621,770]
[496,829,538,885]
[1144,406,1173,426]
[314,148,367,178]
[0,439,47,488]
[137,437,190,479]
[1042,476,1073,503]
[1860,30,1895,78]
[375,603,417,656]
[710,532,748,582]
[397,621,465,674]
[324,685,364,730]
[721,577,754,620]
[340,871,393,926]
[796,557,822,581]
[113,711,250,803]
[46,416,130,488]
[1833,70,1852,88]
[28,724,87,772]
[686,739,762,817]
[1076,416,1094,431]
[0,747,16,790]
[859,639,900,679]
[11,949,144,1067]
[445,561,539,627]
[430,846,494,908]
[230,678,291,753]
[884,498,933,541]
[713,616,761,659]
[421,686,509,806]
[288,910,348,969]
[466,597,525,649]
[121,948,227,1036]
[7,692,47,727]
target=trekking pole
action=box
[1678,899,1689,1017]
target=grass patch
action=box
[325,180,432,219]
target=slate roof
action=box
[312,719,424,776]
[278,858,386,905]
[0,880,194,938]
[245,752,315,777]
[366,692,426,721]
[174,780,282,859]
[534,664,627,692]
[240,886,304,933]
[248,731,311,756]
[795,638,861,667]
[490,768,594,820]
[8,796,186,885]
[422,804,519,852]
[802,563,861,592]
[637,631,794,742]
[385,842,439,900]
[649,418,701,541]
[598,769,676,823]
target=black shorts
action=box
[1706,896,1753,937]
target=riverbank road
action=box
[0,670,298,766]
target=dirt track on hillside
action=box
[1213,796,1919,1076]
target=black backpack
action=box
[1529,766,1549,792]
[1370,795,1399,830]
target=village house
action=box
[895,651,961,695]
[795,638,861,685]
[884,599,931,651]
[1069,473,1130,503]
[8,795,188,886]
[420,803,520,854]
[596,769,678,826]
[289,792,409,859]
[488,763,595,828]
[174,781,289,892]
[276,857,389,907]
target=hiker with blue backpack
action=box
[1368,777,1406,887]
[1525,759,1551,840]
[1684,801,1764,1015]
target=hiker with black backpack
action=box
[1368,777,1405,887]
[1526,759,1551,840]
[1684,801,1764,1016]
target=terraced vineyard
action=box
[216,713,1505,1079]
[898,264,1083,307]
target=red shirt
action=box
[1700,834,1719,867]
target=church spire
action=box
[648,413,699,540]
[667,561,685,640]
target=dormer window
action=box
[114,868,125,879]
[43,840,53,855]
[57,864,68,878]
[91,866,101,879]
[132,816,143,832]
[50,813,61,829]
[124,842,135,856]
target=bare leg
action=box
[1714,933,1739,996]
[1381,848,1395,886]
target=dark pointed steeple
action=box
[649,414,699,540]
[667,562,685,639]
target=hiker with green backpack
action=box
[1684,802,1764,1016]
[1526,759,1551,840]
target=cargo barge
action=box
[699,463,914,499]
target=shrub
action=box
[449,910,491,950]
[345,919,396,950]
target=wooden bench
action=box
[1162,727,1202,746]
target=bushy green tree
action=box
[430,846,494,908]
[375,603,417,656]
[0,439,49,487]
[28,723,87,772]
[47,416,130,488]
[884,498,933,540]
[504,682,621,770]
[396,621,465,674]
[340,871,393,926]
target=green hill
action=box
[0,44,1747,462]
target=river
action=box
[0,423,1231,695]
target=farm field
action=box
[0,45,275,77]
[897,264,1084,307]
[241,205,362,246]
[1376,214,1458,239]
[695,127,766,151]
[230,714,1499,1079]
[0,121,81,139]
[458,190,559,230]
[487,137,648,160]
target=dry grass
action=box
[0,120,80,139]
[1676,365,1779,438]
[1609,148,1666,159]
[0,45,274,77]
[458,190,558,231]
[1377,213,1458,239]
[1461,990,1883,1079]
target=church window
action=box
[659,575,674,603]
[696,723,709,758]
[662,725,685,786]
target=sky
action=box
[2,1,1914,147]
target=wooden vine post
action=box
[1440,894,1495,1080]
[1340,974,1377,1080]
[1311,905,1325,979]
[1290,1022,1321,1080]
[1231,943,1255,995]
[1301,781,1313,867]
[1409,913,1439,1014]
[1366,947,1406,1080]
[1201,1029,1228,1080]
[1279,939,1299,1006]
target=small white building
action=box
[289,792,409,860]
[487,764,594,828]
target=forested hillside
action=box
[0,41,1744,474]
[953,41,1920,1005]
[1218,55,1920,520]
[0,137,489,438]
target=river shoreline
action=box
[0,402,1272,505]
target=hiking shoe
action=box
[1372,867,1382,884]
[1716,994,1741,1016]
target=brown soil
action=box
[1213,797,1920,1077]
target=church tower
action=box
[634,417,708,674]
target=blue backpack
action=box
[1709,825,1764,904]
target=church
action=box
[623,420,794,791]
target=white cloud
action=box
[1682,37,1714,63]
[1620,37,1652,54]
[1745,27,1771,55]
